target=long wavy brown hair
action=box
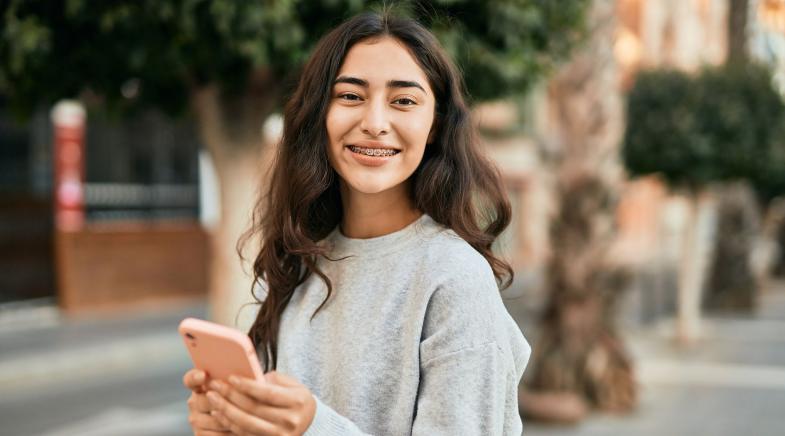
[241,11,513,372]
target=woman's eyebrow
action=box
[334,76,427,94]
[388,79,426,93]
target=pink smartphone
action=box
[178,317,265,382]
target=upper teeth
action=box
[349,146,399,157]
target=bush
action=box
[623,64,785,201]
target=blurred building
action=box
[616,0,728,87]
[0,98,208,312]
[751,0,785,93]
[616,0,785,88]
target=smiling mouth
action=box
[346,145,401,157]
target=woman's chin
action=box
[345,179,402,196]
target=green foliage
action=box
[623,64,785,202]
[0,0,589,118]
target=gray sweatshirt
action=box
[257,213,530,435]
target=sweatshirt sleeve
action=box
[303,395,373,436]
[412,253,529,435]
[411,342,523,435]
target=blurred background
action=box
[1,0,785,435]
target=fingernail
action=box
[228,376,238,385]
[209,380,222,392]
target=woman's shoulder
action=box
[418,220,497,285]
[418,223,528,370]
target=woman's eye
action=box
[338,94,361,101]
[393,97,416,106]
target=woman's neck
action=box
[339,181,422,239]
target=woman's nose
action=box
[360,100,390,137]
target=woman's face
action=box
[325,37,436,196]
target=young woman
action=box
[184,11,530,436]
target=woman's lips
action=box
[345,145,400,167]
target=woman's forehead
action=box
[336,37,432,93]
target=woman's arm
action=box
[412,342,523,435]
[303,396,373,436]
[412,257,531,436]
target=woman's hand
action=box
[183,368,234,435]
[205,371,317,436]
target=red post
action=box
[51,101,86,232]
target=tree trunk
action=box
[704,182,760,312]
[676,189,716,344]
[521,0,636,420]
[767,198,785,277]
[728,0,750,64]
[190,71,279,328]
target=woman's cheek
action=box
[403,111,435,145]
[325,106,350,140]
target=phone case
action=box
[178,317,265,382]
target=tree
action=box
[622,0,785,328]
[521,0,636,421]
[623,63,785,323]
[0,0,589,325]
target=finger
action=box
[212,408,270,436]
[209,380,258,412]
[194,431,233,436]
[207,391,278,435]
[188,392,214,414]
[184,369,208,391]
[210,411,252,436]
[189,411,232,433]
[228,375,297,407]
[209,411,236,434]
[210,379,306,429]
[264,371,299,387]
[210,380,292,428]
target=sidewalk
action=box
[0,299,206,392]
[526,281,785,436]
[2,284,784,435]
[0,299,206,435]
